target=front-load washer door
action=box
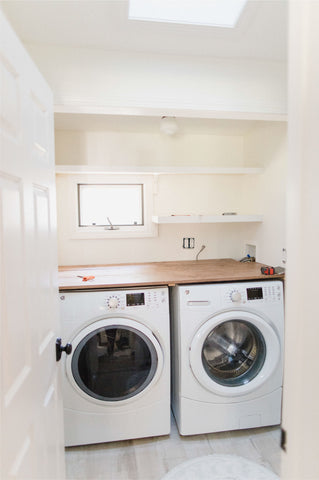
[66,318,163,404]
[189,310,281,397]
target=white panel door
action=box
[282,1,319,479]
[0,10,65,479]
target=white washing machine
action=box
[171,281,284,436]
[59,287,170,446]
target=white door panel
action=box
[0,10,65,479]
[282,2,319,478]
[0,53,20,140]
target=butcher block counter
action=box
[58,258,284,291]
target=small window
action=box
[56,173,156,239]
[78,184,144,228]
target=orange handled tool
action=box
[261,266,275,275]
[77,275,95,282]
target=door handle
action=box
[56,338,72,362]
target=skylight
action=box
[128,0,248,28]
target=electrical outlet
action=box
[183,238,195,249]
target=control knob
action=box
[231,291,242,303]
[107,297,119,309]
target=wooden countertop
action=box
[58,258,284,290]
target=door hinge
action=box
[280,427,287,452]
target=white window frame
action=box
[62,174,157,239]
[78,183,144,228]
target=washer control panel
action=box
[224,283,282,305]
[105,288,167,310]
[224,287,246,304]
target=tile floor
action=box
[65,414,281,480]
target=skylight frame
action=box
[128,0,248,28]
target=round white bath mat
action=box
[161,454,279,480]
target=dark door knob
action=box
[56,337,72,362]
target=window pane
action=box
[78,184,143,226]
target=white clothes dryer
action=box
[59,287,170,446]
[170,281,284,436]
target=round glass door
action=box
[71,324,158,401]
[202,320,266,387]
[189,310,281,396]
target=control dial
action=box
[231,290,242,303]
[107,296,119,309]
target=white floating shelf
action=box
[55,165,264,175]
[54,105,287,122]
[152,215,263,224]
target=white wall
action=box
[30,40,286,267]
[27,44,286,115]
[55,124,286,266]
[55,130,244,168]
[242,122,287,265]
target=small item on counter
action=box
[240,255,255,263]
[222,212,237,215]
[261,266,285,275]
[273,266,285,274]
[261,266,275,275]
[77,275,95,281]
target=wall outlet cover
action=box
[183,237,195,249]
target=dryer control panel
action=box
[105,288,167,310]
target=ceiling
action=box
[1,0,287,61]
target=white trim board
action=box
[54,105,287,122]
[55,166,264,175]
[152,215,263,224]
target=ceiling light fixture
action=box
[129,0,248,28]
[160,116,178,135]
